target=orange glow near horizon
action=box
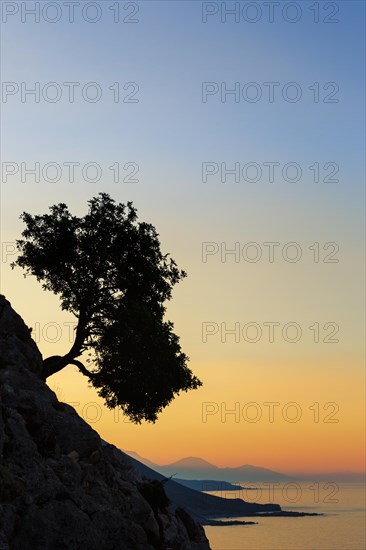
[1,197,365,479]
[44,354,365,475]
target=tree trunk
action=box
[40,308,94,380]
[41,355,95,380]
[41,355,69,379]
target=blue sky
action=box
[2,1,364,267]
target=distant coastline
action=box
[125,450,324,526]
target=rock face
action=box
[0,295,211,550]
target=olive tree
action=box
[12,193,202,422]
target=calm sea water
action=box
[204,482,365,550]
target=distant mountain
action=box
[157,456,290,482]
[123,451,365,484]
[163,456,219,471]
[124,452,290,482]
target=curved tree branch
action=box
[41,307,94,380]
[41,355,96,380]
[69,359,96,379]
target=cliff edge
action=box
[0,295,210,550]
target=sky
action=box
[0,0,365,475]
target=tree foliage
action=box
[12,193,202,422]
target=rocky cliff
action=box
[0,295,210,550]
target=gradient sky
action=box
[0,1,365,474]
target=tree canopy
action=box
[12,193,202,422]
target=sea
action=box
[203,482,365,550]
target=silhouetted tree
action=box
[12,193,202,422]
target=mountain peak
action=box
[163,456,219,469]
